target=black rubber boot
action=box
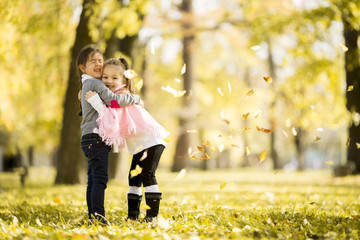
[127,193,142,220]
[144,192,162,222]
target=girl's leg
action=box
[127,152,144,220]
[86,161,93,219]
[140,144,165,222]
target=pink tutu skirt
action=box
[97,102,169,150]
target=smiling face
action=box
[79,52,103,79]
[101,65,124,91]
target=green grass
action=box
[0,167,359,239]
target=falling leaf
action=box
[151,42,155,54]
[259,151,266,162]
[228,81,232,94]
[175,78,181,83]
[246,146,251,156]
[239,127,250,133]
[174,169,186,181]
[346,138,351,146]
[140,150,148,161]
[218,134,222,138]
[215,194,220,200]
[210,146,216,152]
[254,109,262,118]
[205,140,210,146]
[222,119,230,125]
[316,128,323,132]
[357,143,360,149]
[124,69,137,79]
[310,105,315,110]
[188,147,192,154]
[231,144,241,149]
[263,76,273,83]
[187,129,198,133]
[292,127,297,136]
[161,85,186,97]
[282,129,288,137]
[130,165,142,178]
[347,85,354,92]
[256,126,275,133]
[197,145,205,152]
[325,161,333,165]
[314,136,321,141]
[217,88,224,96]
[52,198,61,204]
[246,89,254,96]
[220,109,225,119]
[136,79,143,90]
[219,144,224,152]
[164,138,171,143]
[220,182,227,190]
[341,44,348,52]
[285,119,292,128]
[181,64,186,74]
[201,154,210,160]
[36,218,42,227]
[190,155,198,160]
[242,113,250,119]
[250,45,261,51]
[142,204,151,210]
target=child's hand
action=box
[85,91,97,100]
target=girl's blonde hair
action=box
[104,57,136,94]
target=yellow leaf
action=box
[174,169,186,181]
[181,64,186,74]
[217,88,224,96]
[256,126,275,133]
[356,143,360,149]
[197,145,205,152]
[201,154,210,160]
[325,161,333,165]
[231,144,241,149]
[259,150,266,162]
[142,204,151,210]
[52,198,61,204]
[210,146,216,152]
[246,89,254,96]
[205,140,210,146]
[220,182,227,190]
[140,150,148,161]
[190,154,198,160]
[292,127,297,136]
[314,136,321,141]
[130,165,142,178]
[219,144,224,152]
[346,138,351,146]
[263,76,273,83]
[136,79,143,90]
[246,146,251,156]
[161,85,186,97]
[347,85,354,92]
[164,138,171,143]
[254,109,262,118]
[242,113,250,119]
[341,44,348,52]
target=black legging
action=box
[128,144,165,187]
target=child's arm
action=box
[86,91,105,113]
[93,80,140,107]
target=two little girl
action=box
[78,44,168,225]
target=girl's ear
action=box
[79,64,85,73]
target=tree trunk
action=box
[267,40,280,169]
[55,0,94,184]
[294,127,305,171]
[343,9,360,174]
[172,0,196,172]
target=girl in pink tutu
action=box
[86,57,169,222]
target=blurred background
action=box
[0,0,359,185]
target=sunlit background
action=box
[0,0,359,183]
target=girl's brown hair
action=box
[76,44,103,116]
[104,57,136,94]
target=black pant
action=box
[81,133,111,219]
[129,144,165,187]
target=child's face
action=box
[80,52,103,79]
[102,65,124,91]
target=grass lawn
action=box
[0,167,359,239]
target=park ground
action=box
[0,167,359,239]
